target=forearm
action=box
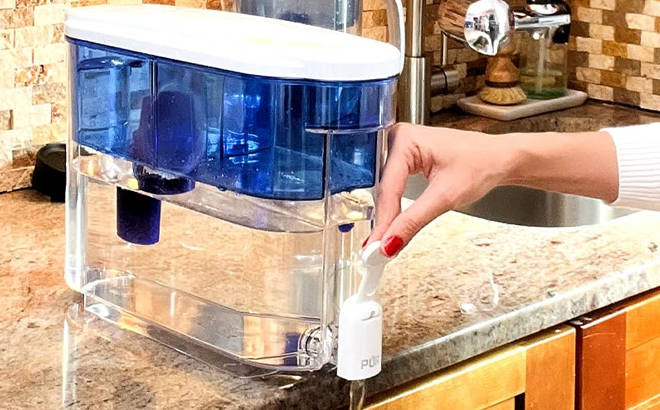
[502,131,619,202]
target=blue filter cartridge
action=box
[116,187,161,245]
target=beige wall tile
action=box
[576,7,602,23]
[0,87,31,111]
[454,62,467,79]
[363,0,385,10]
[641,93,660,110]
[33,43,67,65]
[14,26,52,48]
[0,28,12,49]
[0,7,34,29]
[34,4,66,26]
[626,14,656,31]
[32,83,66,104]
[590,0,615,10]
[175,0,205,7]
[15,65,48,87]
[0,48,32,70]
[12,104,51,129]
[641,31,660,48]
[641,62,660,80]
[547,48,565,64]
[431,93,465,113]
[0,0,15,9]
[432,20,441,35]
[0,110,10,130]
[446,49,458,64]
[626,76,653,93]
[589,24,614,40]
[455,47,478,63]
[362,26,386,42]
[51,102,65,123]
[588,53,614,69]
[576,67,601,83]
[576,37,602,53]
[1,128,33,151]
[362,9,387,28]
[0,135,11,169]
[44,61,67,83]
[32,122,65,145]
[425,35,441,52]
[0,66,12,88]
[568,35,577,51]
[627,44,654,63]
[643,0,660,17]
[587,83,614,100]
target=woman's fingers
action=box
[368,128,415,246]
[378,179,455,257]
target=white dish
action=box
[457,89,588,121]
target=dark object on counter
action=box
[32,143,66,202]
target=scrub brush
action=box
[478,44,526,106]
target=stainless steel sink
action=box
[404,178,636,227]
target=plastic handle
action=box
[384,0,405,73]
[355,241,390,303]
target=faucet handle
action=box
[464,0,514,56]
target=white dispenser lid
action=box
[65,5,402,82]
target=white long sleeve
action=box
[603,123,660,211]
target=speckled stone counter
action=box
[4,102,660,410]
[431,100,660,133]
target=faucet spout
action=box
[398,0,429,124]
[398,0,460,124]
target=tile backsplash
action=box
[568,0,660,110]
[3,0,660,192]
[1,0,74,191]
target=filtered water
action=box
[66,146,373,371]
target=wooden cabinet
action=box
[572,288,660,410]
[364,326,575,410]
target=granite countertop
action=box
[4,102,660,409]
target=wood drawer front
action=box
[365,346,526,410]
[487,398,516,410]
[627,336,660,409]
[365,326,575,410]
[520,327,576,410]
[626,292,660,350]
[574,310,627,410]
[573,288,660,410]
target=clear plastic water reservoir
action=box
[64,5,402,372]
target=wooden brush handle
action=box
[485,44,519,86]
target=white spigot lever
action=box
[337,241,392,381]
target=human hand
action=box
[366,123,517,257]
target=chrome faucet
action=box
[465,0,570,55]
[398,0,571,124]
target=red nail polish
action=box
[382,235,403,257]
[362,236,370,248]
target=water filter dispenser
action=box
[65,4,403,374]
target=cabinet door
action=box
[572,288,660,410]
[364,326,575,410]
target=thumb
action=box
[379,179,455,257]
